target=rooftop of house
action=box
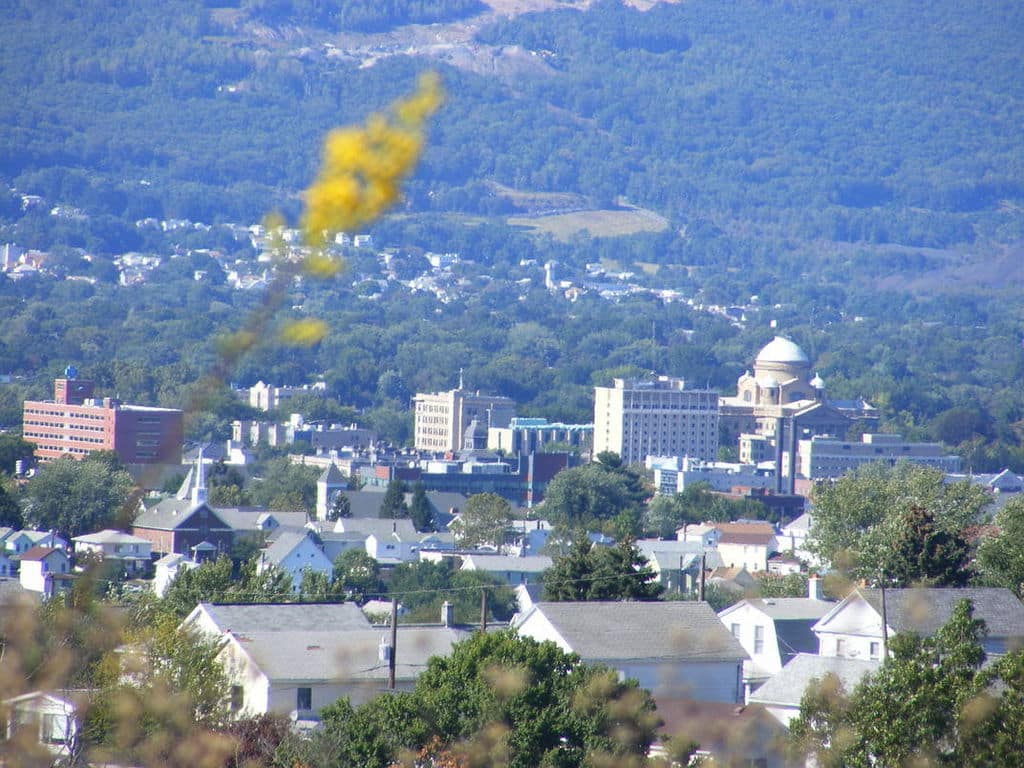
[335,517,419,541]
[749,653,880,708]
[228,625,471,683]
[133,499,229,531]
[461,554,553,573]
[186,601,371,634]
[850,587,1024,639]
[722,597,834,622]
[516,601,748,663]
[261,530,325,566]
[72,529,151,545]
[18,546,67,562]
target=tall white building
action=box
[413,387,516,452]
[593,376,719,465]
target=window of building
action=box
[730,623,740,639]
[296,687,312,711]
[753,625,764,654]
[836,638,847,656]
[869,641,880,660]
[230,686,244,712]
[42,713,71,745]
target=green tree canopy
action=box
[807,462,990,581]
[408,482,433,532]
[306,630,659,768]
[22,454,135,538]
[332,549,384,604]
[378,478,409,519]
[789,599,1024,767]
[450,492,512,549]
[543,536,663,601]
[540,458,651,533]
[976,495,1024,597]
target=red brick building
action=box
[22,375,183,465]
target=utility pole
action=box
[388,597,398,690]
[480,588,488,631]
[880,576,889,660]
[698,552,706,602]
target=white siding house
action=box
[514,601,748,703]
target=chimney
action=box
[808,575,821,601]
[441,600,454,627]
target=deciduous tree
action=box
[450,492,511,549]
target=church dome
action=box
[810,373,825,389]
[756,336,809,366]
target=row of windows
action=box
[23,421,105,433]
[23,431,107,445]
[24,407,105,420]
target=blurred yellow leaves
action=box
[280,318,329,347]
[302,72,443,248]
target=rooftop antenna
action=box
[458,367,464,390]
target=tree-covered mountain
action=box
[1,0,1023,470]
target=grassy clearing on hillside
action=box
[507,207,669,241]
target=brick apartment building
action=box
[22,372,183,465]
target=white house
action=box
[218,623,469,716]
[18,547,70,595]
[460,554,552,586]
[514,601,748,703]
[72,529,153,576]
[679,521,779,573]
[257,531,333,591]
[5,530,67,555]
[718,596,832,698]
[2,690,78,759]
[152,552,197,598]
[813,587,1024,660]
[748,653,880,727]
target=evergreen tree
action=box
[542,536,662,601]
[379,479,409,519]
[408,482,433,532]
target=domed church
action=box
[719,336,878,492]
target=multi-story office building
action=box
[22,372,183,465]
[487,417,593,457]
[593,376,719,465]
[797,433,962,480]
[413,387,515,452]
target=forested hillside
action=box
[1,0,1023,470]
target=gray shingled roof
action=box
[749,653,879,708]
[231,626,469,682]
[742,598,833,621]
[195,602,371,633]
[134,499,230,531]
[857,588,1024,639]
[336,517,419,541]
[520,601,748,662]
[319,463,346,484]
[261,530,320,566]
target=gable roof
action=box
[336,517,418,540]
[261,530,328,567]
[852,587,1024,639]
[187,602,371,634]
[516,601,748,663]
[319,463,346,484]
[133,499,232,532]
[227,625,469,683]
[19,546,67,562]
[722,598,833,622]
[811,587,1024,641]
[749,653,879,708]
[72,529,151,545]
